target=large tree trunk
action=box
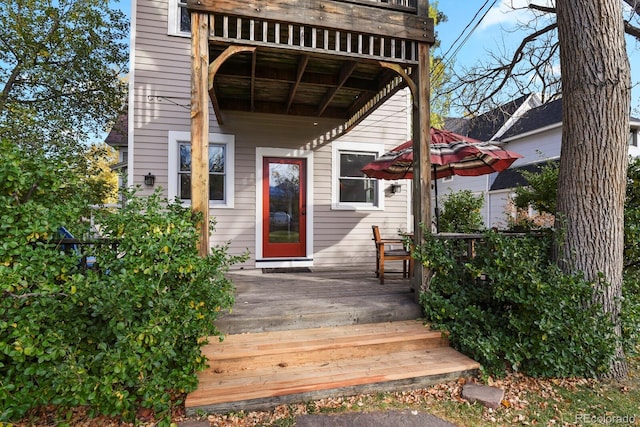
[556,0,631,379]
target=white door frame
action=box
[255,147,314,268]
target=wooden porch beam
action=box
[214,62,377,91]
[191,12,211,257]
[187,0,434,43]
[286,54,310,113]
[207,45,257,124]
[250,50,257,112]
[317,61,357,116]
[378,62,417,108]
[208,84,224,126]
[411,43,432,292]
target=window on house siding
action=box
[331,141,385,210]
[629,128,638,147]
[178,0,190,33]
[168,132,235,208]
[338,151,379,205]
[168,0,191,36]
[179,143,226,201]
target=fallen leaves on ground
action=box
[10,373,623,426]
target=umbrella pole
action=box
[433,165,439,233]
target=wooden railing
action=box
[339,0,418,12]
[209,15,419,64]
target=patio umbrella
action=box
[361,127,523,230]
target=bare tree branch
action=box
[4,291,68,299]
[622,0,640,15]
[625,21,640,39]
[452,22,558,111]
[529,4,556,14]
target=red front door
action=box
[262,157,307,258]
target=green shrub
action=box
[438,190,485,233]
[0,140,246,423]
[622,271,640,356]
[413,230,616,378]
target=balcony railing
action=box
[209,15,419,64]
[340,0,418,13]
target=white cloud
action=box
[479,0,555,30]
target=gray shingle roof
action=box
[444,94,532,141]
[499,98,563,140]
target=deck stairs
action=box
[185,319,480,414]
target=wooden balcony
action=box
[187,0,433,126]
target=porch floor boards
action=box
[215,268,424,334]
[185,268,480,414]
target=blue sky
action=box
[434,0,640,116]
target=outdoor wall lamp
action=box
[144,172,155,186]
[390,184,402,194]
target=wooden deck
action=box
[215,268,424,334]
[185,268,480,414]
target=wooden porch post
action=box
[191,12,210,257]
[412,0,432,292]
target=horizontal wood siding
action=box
[314,91,410,268]
[133,0,412,270]
[504,127,562,165]
[487,190,512,229]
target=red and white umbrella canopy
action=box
[361,128,523,180]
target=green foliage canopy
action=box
[0,0,129,150]
[438,189,485,233]
[512,161,559,216]
[413,231,616,378]
[0,140,246,422]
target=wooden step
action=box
[185,320,479,414]
[205,320,448,372]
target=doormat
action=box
[262,267,312,274]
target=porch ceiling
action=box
[210,45,403,120]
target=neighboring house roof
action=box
[499,98,563,140]
[105,113,128,148]
[444,94,536,141]
[490,159,559,191]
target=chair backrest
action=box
[372,225,381,243]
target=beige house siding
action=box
[131,0,413,270]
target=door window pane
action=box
[268,162,300,243]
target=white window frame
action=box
[331,141,385,211]
[168,131,235,208]
[255,147,314,267]
[629,128,638,147]
[168,0,190,37]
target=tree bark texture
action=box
[556,0,631,378]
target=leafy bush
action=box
[413,230,616,377]
[0,140,246,423]
[622,271,640,356]
[512,160,559,216]
[508,157,640,349]
[438,190,485,233]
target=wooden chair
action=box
[372,225,414,284]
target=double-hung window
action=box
[332,141,384,210]
[168,0,191,36]
[178,143,226,201]
[629,128,638,147]
[168,131,235,208]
